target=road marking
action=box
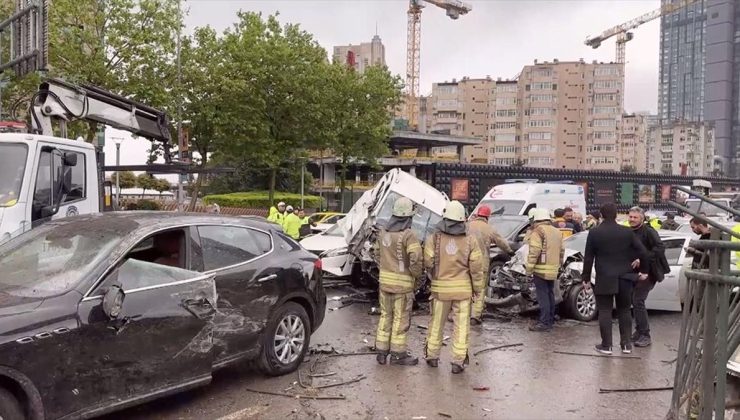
[217,405,267,420]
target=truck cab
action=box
[0,134,99,244]
[474,181,586,216]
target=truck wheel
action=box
[0,388,24,420]
[255,302,311,376]
[567,283,597,322]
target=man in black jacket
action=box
[687,217,711,269]
[582,203,649,355]
[628,206,668,348]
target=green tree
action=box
[110,171,137,189]
[621,165,637,173]
[136,173,156,197]
[1,0,183,142]
[153,178,172,195]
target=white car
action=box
[299,221,354,278]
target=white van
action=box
[474,182,586,216]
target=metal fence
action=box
[668,187,740,420]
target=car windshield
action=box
[376,191,441,242]
[687,200,729,217]
[0,221,124,298]
[0,143,28,208]
[490,217,527,238]
[478,199,525,216]
[563,231,589,254]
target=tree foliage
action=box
[110,171,137,189]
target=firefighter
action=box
[526,208,565,332]
[424,200,485,374]
[374,197,423,366]
[468,205,514,325]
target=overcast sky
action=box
[108,0,662,176]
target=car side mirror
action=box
[63,153,78,167]
[39,205,57,219]
[102,284,125,320]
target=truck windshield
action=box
[0,222,123,298]
[686,199,729,217]
[478,199,525,215]
[0,143,28,207]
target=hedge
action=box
[124,199,162,211]
[203,191,325,209]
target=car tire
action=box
[255,302,311,377]
[567,283,597,322]
[0,388,24,420]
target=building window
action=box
[592,119,617,127]
[496,84,517,93]
[528,144,552,153]
[531,82,553,90]
[495,145,516,154]
[495,109,517,117]
[528,119,554,128]
[593,131,616,140]
[527,107,555,116]
[592,106,619,114]
[593,80,621,89]
[527,157,554,167]
[495,97,517,105]
[593,93,617,102]
[494,122,517,129]
[528,132,552,140]
[594,66,619,76]
[529,94,555,102]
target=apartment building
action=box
[647,122,715,176]
[620,113,651,173]
[332,35,386,74]
[490,80,519,166]
[427,77,493,161]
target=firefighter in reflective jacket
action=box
[424,201,485,374]
[527,209,565,332]
[468,205,514,324]
[373,197,423,366]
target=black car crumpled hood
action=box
[0,292,43,317]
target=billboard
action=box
[620,183,634,206]
[638,185,656,204]
[451,178,470,202]
[594,182,616,205]
[660,185,672,202]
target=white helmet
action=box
[277,202,286,207]
[392,197,415,217]
[443,201,466,222]
[286,205,294,212]
[532,208,551,222]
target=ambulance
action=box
[473,181,587,216]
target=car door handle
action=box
[258,274,278,283]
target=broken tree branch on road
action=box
[474,343,524,356]
[243,388,346,400]
[553,350,641,360]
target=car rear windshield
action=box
[0,222,124,298]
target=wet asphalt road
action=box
[104,287,683,419]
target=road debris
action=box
[309,344,336,355]
[438,412,452,418]
[315,374,366,389]
[416,324,428,330]
[482,408,493,412]
[473,343,524,356]
[598,386,673,394]
[472,386,490,391]
[308,372,337,378]
[552,350,641,360]
[661,357,678,365]
[411,417,427,420]
[327,351,377,358]
[369,307,381,315]
[243,387,346,400]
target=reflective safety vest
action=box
[649,218,662,230]
[423,232,485,301]
[526,222,564,281]
[552,218,574,239]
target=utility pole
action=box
[300,158,305,209]
[176,0,184,212]
[113,137,123,209]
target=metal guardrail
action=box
[668,186,740,420]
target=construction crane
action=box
[585,0,699,64]
[406,0,471,131]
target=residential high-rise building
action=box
[427,77,493,162]
[515,59,624,170]
[332,35,386,74]
[647,121,714,176]
[658,0,707,124]
[621,113,651,173]
[489,80,519,166]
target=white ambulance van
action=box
[474,181,587,216]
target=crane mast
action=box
[585,0,700,64]
[405,0,471,131]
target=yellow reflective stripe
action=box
[407,243,421,251]
[379,271,414,288]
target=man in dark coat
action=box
[628,206,668,348]
[582,203,649,355]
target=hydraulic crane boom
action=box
[405,0,471,131]
[30,78,175,162]
[585,0,699,64]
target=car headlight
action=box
[323,247,349,258]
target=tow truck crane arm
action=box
[30,78,176,163]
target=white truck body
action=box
[0,134,99,244]
[474,182,586,216]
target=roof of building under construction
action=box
[389,130,483,150]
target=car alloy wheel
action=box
[274,314,306,365]
[575,288,596,320]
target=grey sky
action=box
[108,0,662,173]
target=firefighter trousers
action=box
[425,299,471,365]
[375,291,414,353]
[471,260,490,320]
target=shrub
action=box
[203,191,324,209]
[126,199,162,211]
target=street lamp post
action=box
[113,137,124,209]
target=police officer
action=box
[267,201,287,226]
[424,201,485,374]
[468,205,514,325]
[526,209,564,332]
[374,197,423,366]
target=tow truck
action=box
[0,78,198,244]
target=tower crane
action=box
[405,0,471,131]
[585,0,699,64]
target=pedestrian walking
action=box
[468,205,515,325]
[628,206,669,348]
[526,208,564,332]
[374,197,423,366]
[424,201,485,374]
[687,217,711,269]
[582,203,649,355]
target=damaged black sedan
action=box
[0,213,325,420]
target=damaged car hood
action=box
[343,168,448,256]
